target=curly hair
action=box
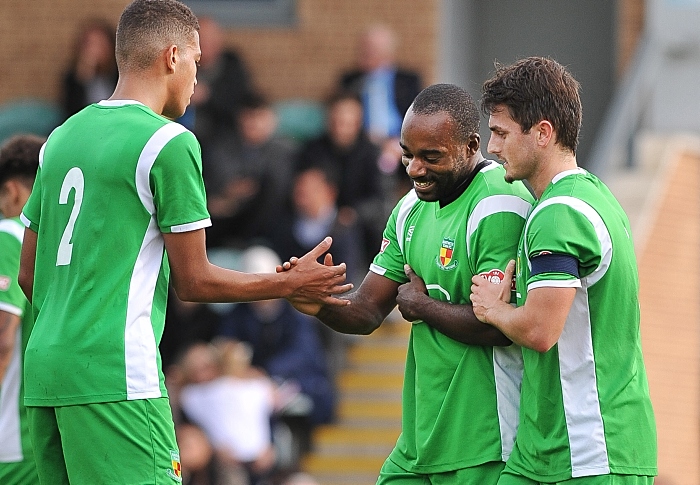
[409,84,480,143]
[0,134,44,187]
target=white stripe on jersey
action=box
[492,343,523,460]
[0,302,23,317]
[524,195,613,477]
[0,219,24,243]
[171,218,212,233]
[466,194,532,259]
[369,263,387,276]
[125,122,188,400]
[0,330,23,462]
[396,190,419,255]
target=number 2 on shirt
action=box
[56,167,84,266]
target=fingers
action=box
[504,259,516,282]
[301,237,333,261]
[403,264,414,279]
[323,252,335,266]
[320,295,352,307]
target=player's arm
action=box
[471,260,576,352]
[163,229,352,305]
[0,311,20,382]
[18,227,37,303]
[396,265,511,346]
[313,271,401,335]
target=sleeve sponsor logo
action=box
[478,269,505,284]
[0,275,11,291]
[380,238,390,253]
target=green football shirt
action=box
[21,101,211,407]
[509,168,657,481]
[0,217,35,468]
[372,161,533,473]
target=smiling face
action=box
[399,108,472,202]
[487,105,539,184]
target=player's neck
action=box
[530,151,577,199]
[109,73,167,116]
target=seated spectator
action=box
[218,246,339,462]
[177,340,277,485]
[338,24,422,180]
[60,19,118,120]
[294,91,384,263]
[271,167,366,287]
[204,93,297,248]
[189,16,253,148]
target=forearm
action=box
[315,291,389,335]
[172,263,294,303]
[480,290,572,353]
[413,296,511,346]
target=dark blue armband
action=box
[530,252,579,278]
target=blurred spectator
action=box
[338,24,422,178]
[217,246,339,464]
[204,93,297,248]
[178,340,277,485]
[281,472,320,485]
[160,292,222,370]
[175,423,216,485]
[60,19,118,120]
[189,16,253,146]
[294,91,383,263]
[271,167,366,287]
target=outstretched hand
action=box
[396,264,429,322]
[282,238,352,315]
[470,260,515,324]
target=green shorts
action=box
[27,398,181,485]
[0,454,40,485]
[497,469,655,485]
[376,457,505,485]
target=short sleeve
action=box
[20,165,43,232]
[150,130,211,233]
[370,199,410,285]
[468,194,530,282]
[0,229,25,317]
[525,202,602,290]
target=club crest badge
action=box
[436,237,458,270]
[167,450,182,482]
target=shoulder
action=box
[477,161,534,201]
[0,218,24,244]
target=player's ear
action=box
[165,45,178,73]
[467,132,480,156]
[535,120,554,147]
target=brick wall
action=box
[637,144,700,484]
[617,0,646,77]
[0,0,437,106]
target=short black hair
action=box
[116,0,199,71]
[409,84,480,143]
[481,56,582,154]
[0,134,44,188]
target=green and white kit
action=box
[372,161,533,473]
